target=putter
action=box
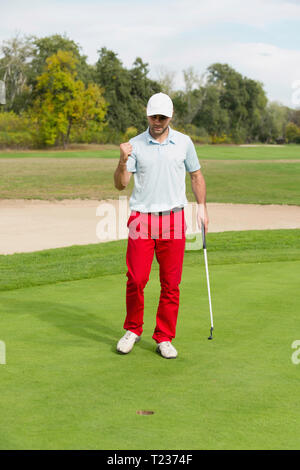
[201,222,214,340]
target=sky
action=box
[1,0,300,108]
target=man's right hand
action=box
[114,142,132,190]
[120,142,132,164]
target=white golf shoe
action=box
[117,330,141,354]
[156,341,178,359]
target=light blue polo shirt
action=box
[126,127,200,213]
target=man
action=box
[114,92,209,359]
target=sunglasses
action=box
[149,115,169,121]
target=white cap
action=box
[146,92,173,117]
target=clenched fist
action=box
[120,142,132,164]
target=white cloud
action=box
[217,42,300,106]
[2,0,300,45]
[157,41,300,106]
[2,1,300,25]
[1,0,300,106]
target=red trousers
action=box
[123,210,186,343]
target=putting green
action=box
[0,258,299,449]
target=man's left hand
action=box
[197,204,209,234]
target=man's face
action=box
[147,114,172,138]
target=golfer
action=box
[114,92,209,359]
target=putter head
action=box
[208,327,213,340]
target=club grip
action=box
[201,222,206,249]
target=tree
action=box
[182,67,206,125]
[155,65,176,96]
[172,90,188,127]
[192,85,230,139]
[243,78,267,142]
[289,109,300,127]
[31,50,107,148]
[0,33,35,112]
[95,48,160,133]
[259,102,290,142]
[207,63,247,138]
[29,34,95,87]
[205,63,268,142]
[95,47,132,133]
[129,57,161,131]
[285,122,300,143]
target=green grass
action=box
[198,160,300,204]
[0,156,300,204]
[0,158,123,200]
[0,149,120,159]
[1,142,299,449]
[0,144,300,160]
[0,229,300,449]
[195,144,300,160]
[1,229,300,292]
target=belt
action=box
[148,207,184,216]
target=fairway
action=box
[0,152,300,204]
[0,231,300,449]
[0,144,300,160]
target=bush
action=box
[285,122,300,143]
[0,111,39,148]
[172,125,210,144]
[210,133,234,144]
[189,134,210,144]
[92,126,123,145]
[230,128,248,144]
[69,123,123,145]
[69,121,106,144]
[0,111,30,132]
[123,126,138,142]
[0,131,37,149]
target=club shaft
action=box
[203,247,214,329]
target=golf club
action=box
[201,222,214,340]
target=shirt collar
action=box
[146,126,176,145]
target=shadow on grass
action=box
[1,297,116,346]
[0,296,156,354]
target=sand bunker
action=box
[0,198,300,255]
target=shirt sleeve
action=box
[184,137,201,172]
[126,139,137,173]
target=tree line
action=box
[0,33,299,148]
